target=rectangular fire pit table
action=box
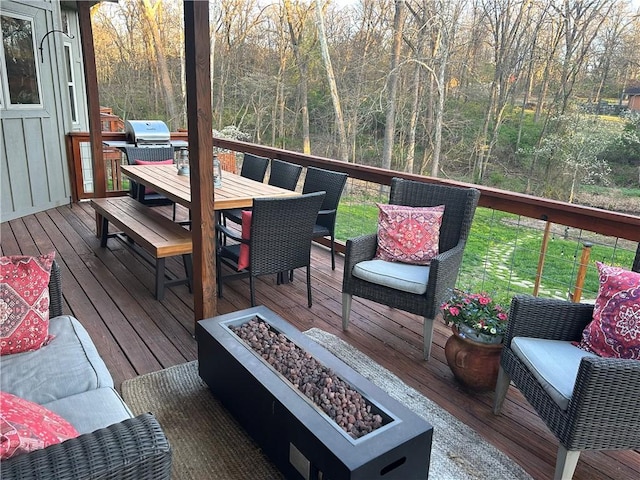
[196,306,433,480]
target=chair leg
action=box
[493,366,511,414]
[342,293,352,329]
[330,235,336,270]
[423,316,435,360]
[250,276,256,306]
[306,265,312,307]
[554,446,581,480]
[216,253,223,299]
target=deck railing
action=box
[67,131,640,303]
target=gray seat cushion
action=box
[512,337,599,410]
[43,387,133,434]
[352,259,429,295]
[0,315,114,405]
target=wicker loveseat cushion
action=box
[41,387,133,435]
[512,337,599,410]
[352,259,430,295]
[0,316,114,405]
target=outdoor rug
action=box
[121,328,532,480]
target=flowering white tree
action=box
[530,113,614,203]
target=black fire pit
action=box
[196,306,433,480]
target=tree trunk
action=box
[284,0,311,154]
[381,1,405,170]
[315,0,348,161]
[139,0,178,129]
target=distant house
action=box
[626,86,640,112]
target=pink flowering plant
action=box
[440,290,509,340]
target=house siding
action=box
[0,1,87,222]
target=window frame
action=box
[0,11,44,110]
[63,42,78,124]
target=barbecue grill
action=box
[125,120,171,147]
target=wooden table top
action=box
[121,164,298,210]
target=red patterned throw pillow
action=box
[577,262,640,359]
[0,391,79,460]
[0,252,55,355]
[237,210,252,271]
[375,204,445,265]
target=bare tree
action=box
[139,0,178,129]
[554,0,616,115]
[381,0,406,170]
[474,0,533,183]
[315,0,348,161]
[284,0,313,153]
[589,3,634,105]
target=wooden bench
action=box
[90,196,193,300]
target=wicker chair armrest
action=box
[1,413,172,480]
[48,260,63,318]
[567,357,640,447]
[343,234,378,272]
[505,295,594,345]
[427,241,466,314]
[215,223,248,244]
[318,208,336,216]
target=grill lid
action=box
[125,120,171,146]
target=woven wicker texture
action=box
[302,166,348,270]
[342,177,480,359]
[268,158,303,191]
[1,413,171,480]
[240,152,269,182]
[216,191,325,306]
[48,260,63,318]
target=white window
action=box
[64,43,78,123]
[0,12,43,108]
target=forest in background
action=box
[91,0,640,212]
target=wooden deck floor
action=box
[2,201,638,480]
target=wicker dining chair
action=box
[216,192,325,307]
[122,146,178,220]
[239,152,269,182]
[341,177,480,360]
[222,158,302,226]
[302,166,348,270]
[122,146,175,207]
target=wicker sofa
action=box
[0,261,171,480]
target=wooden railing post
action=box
[571,242,593,303]
[533,221,552,297]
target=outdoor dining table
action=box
[120,164,298,210]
